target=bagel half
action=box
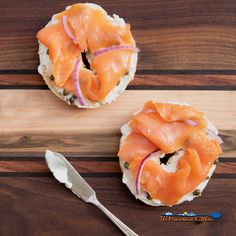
[118,101,222,206]
[37,3,138,108]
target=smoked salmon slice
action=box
[37,23,81,87]
[36,3,138,107]
[118,101,223,206]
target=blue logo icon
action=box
[210,212,223,219]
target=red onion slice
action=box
[206,128,223,144]
[135,149,159,195]
[186,120,223,144]
[72,59,85,106]
[145,108,155,113]
[62,16,76,43]
[92,45,140,57]
[185,119,197,127]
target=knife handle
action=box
[94,200,139,236]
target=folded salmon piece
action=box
[36,3,138,108]
[118,101,222,206]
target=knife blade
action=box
[45,150,96,202]
[45,150,139,236]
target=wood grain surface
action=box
[1,90,235,132]
[0,160,235,176]
[1,74,236,88]
[1,0,236,70]
[0,177,235,236]
[0,0,236,236]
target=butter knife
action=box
[45,150,138,236]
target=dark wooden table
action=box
[0,1,236,235]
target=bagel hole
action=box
[81,52,91,70]
[160,152,175,165]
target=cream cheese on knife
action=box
[45,150,72,188]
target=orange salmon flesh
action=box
[36,3,135,102]
[118,101,222,206]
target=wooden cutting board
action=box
[0,1,236,236]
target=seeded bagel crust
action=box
[119,102,219,206]
[37,3,138,108]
